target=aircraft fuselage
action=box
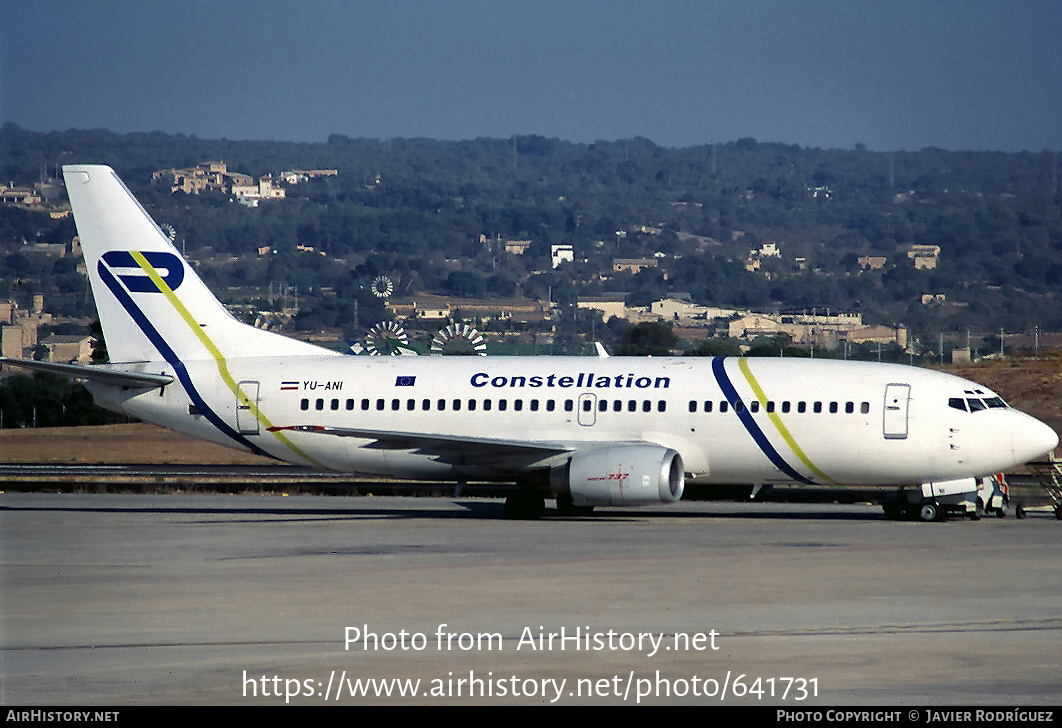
[90,354,1056,488]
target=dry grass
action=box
[0,422,277,464]
[942,352,1062,435]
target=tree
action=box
[615,322,679,356]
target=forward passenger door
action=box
[883,383,910,440]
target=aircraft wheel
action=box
[504,490,545,520]
[918,503,939,522]
[555,493,595,517]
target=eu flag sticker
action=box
[395,376,416,386]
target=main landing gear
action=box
[504,488,545,520]
[503,490,596,519]
[554,493,595,517]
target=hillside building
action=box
[551,244,574,269]
[577,295,627,321]
[612,258,657,274]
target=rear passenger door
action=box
[236,381,260,435]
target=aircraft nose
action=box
[1016,415,1059,463]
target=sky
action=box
[2,0,1060,152]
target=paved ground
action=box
[1,493,1059,705]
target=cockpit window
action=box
[951,395,1007,413]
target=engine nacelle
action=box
[552,445,685,506]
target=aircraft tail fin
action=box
[63,165,331,364]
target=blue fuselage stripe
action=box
[711,357,815,485]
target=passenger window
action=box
[422,399,431,410]
[704,401,713,413]
[845,402,854,414]
[376,398,385,411]
[361,398,370,411]
[498,399,507,411]
[598,400,607,412]
[642,400,651,412]
[331,399,339,410]
[797,401,806,413]
[720,401,728,413]
[530,400,539,412]
[613,400,622,412]
[813,402,822,413]
[316,399,324,411]
[514,399,523,411]
[546,400,556,412]
[689,401,697,413]
[468,399,477,411]
[861,402,870,414]
[781,401,790,413]
[483,400,492,411]
[564,400,574,412]
[829,402,838,414]
[658,400,667,412]
[300,398,309,411]
[452,399,461,411]
[628,400,637,412]
[346,399,355,410]
[766,401,775,413]
[750,401,759,413]
[437,399,446,411]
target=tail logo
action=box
[99,251,185,294]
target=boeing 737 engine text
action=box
[2,166,1056,519]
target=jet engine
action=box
[551,445,684,506]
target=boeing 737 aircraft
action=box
[2,165,1057,519]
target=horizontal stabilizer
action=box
[0,358,173,388]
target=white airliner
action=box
[2,165,1057,519]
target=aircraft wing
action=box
[267,424,577,468]
[0,358,173,388]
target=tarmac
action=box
[1,493,1059,705]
